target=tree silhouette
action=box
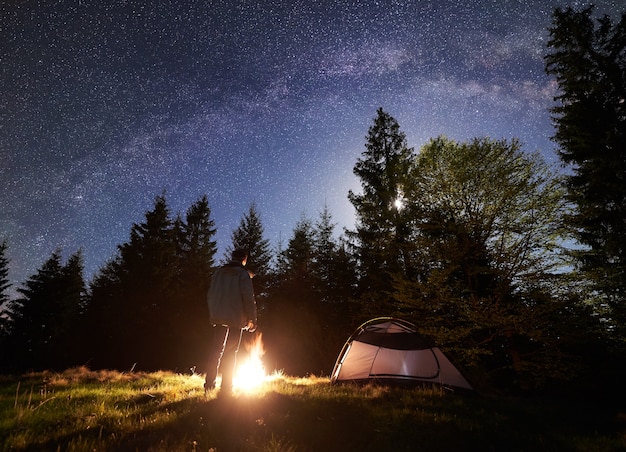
[546,6,626,327]
[311,205,338,303]
[174,195,218,370]
[393,137,573,390]
[268,215,327,374]
[85,194,179,370]
[83,256,123,369]
[225,203,273,299]
[0,240,10,343]
[5,250,85,371]
[0,240,9,311]
[347,108,416,312]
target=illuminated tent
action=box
[331,317,472,390]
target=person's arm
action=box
[240,269,257,328]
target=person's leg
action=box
[205,325,228,391]
[219,327,243,393]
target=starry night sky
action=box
[1,0,623,294]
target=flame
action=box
[233,333,267,392]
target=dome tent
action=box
[331,317,472,390]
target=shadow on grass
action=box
[9,383,626,452]
[121,389,625,452]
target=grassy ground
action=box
[0,367,624,451]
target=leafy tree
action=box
[393,136,574,390]
[545,6,626,324]
[5,249,85,371]
[347,108,416,311]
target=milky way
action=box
[0,0,622,294]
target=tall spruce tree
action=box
[113,193,178,370]
[267,215,330,375]
[311,205,339,303]
[6,249,85,371]
[280,215,314,288]
[225,203,273,298]
[311,205,357,306]
[8,251,63,370]
[174,195,218,369]
[311,206,359,364]
[0,240,10,340]
[347,108,416,311]
[545,6,626,324]
[85,194,216,371]
[177,195,217,289]
[0,240,10,369]
[58,251,87,366]
[0,240,9,311]
[83,256,123,369]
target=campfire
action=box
[233,333,268,392]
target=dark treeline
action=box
[0,196,355,378]
[1,6,625,397]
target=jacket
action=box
[207,261,257,328]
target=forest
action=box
[1,6,625,397]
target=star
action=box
[0,0,621,294]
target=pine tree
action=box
[56,250,87,366]
[83,256,123,369]
[0,240,9,311]
[174,195,218,369]
[225,203,273,298]
[6,250,85,371]
[281,215,314,286]
[112,193,178,370]
[177,195,217,286]
[545,6,626,325]
[311,205,336,302]
[347,108,416,310]
[7,250,63,370]
[311,205,357,306]
[0,240,11,369]
[0,240,10,333]
[267,215,331,374]
[311,206,359,365]
[84,194,217,371]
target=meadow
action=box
[1,367,624,451]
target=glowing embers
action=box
[233,333,268,392]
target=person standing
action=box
[205,248,257,395]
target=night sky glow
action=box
[1,0,623,293]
